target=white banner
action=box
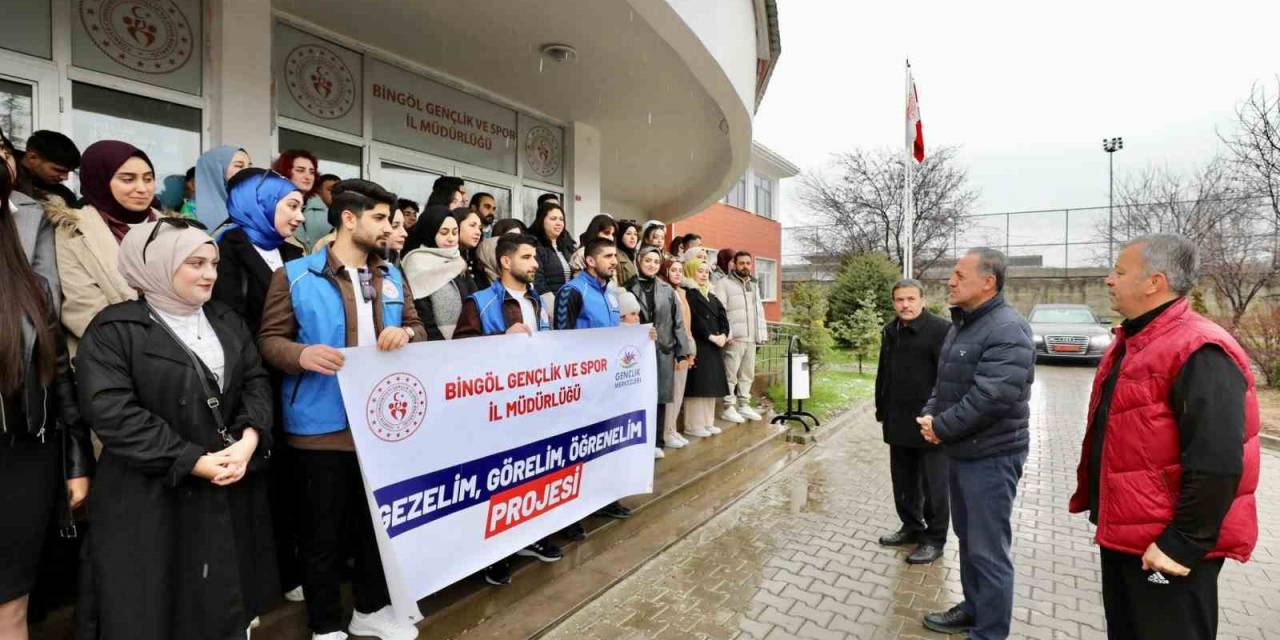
[336,325,657,621]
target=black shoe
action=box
[562,522,586,542]
[597,501,632,519]
[923,605,975,634]
[878,529,921,547]
[484,562,511,586]
[907,543,944,564]
[516,539,563,562]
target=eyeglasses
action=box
[143,217,207,263]
[357,268,375,303]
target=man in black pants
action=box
[874,279,951,564]
[1069,234,1259,639]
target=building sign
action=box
[520,114,564,186]
[368,59,517,175]
[72,0,202,95]
[273,22,363,136]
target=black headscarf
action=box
[404,205,453,252]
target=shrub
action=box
[783,282,835,370]
[1231,306,1280,387]
[829,253,899,343]
[830,293,883,373]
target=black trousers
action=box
[656,404,667,448]
[295,449,392,633]
[1100,547,1224,640]
[888,445,950,545]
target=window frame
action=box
[754,256,778,302]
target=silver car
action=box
[1028,304,1113,364]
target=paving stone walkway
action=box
[542,364,1280,639]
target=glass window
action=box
[460,178,512,224]
[1029,307,1098,324]
[0,2,52,59]
[278,128,362,180]
[0,78,35,143]
[376,162,442,210]
[754,177,774,219]
[755,257,778,302]
[522,188,562,224]
[724,173,746,209]
[71,81,200,194]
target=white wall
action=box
[660,0,758,116]
[208,0,273,163]
[567,121,601,237]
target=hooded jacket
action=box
[714,272,768,343]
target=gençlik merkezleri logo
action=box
[284,43,356,120]
[366,373,427,442]
[618,345,640,369]
[80,0,194,74]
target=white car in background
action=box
[1028,304,1114,365]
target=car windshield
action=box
[1030,308,1097,324]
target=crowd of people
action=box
[0,127,775,640]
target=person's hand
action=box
[377,327,411,351]
[676,358,692,371]
[1142,542,1191,577]
[299,344,344,375]
[917,415,941,445]
[214,428,259,470]
[649,327,658,341]
[506,323,533,336]
[66,477,90,510]
[192,453,236,483]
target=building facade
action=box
[669,142,798,321]
[0,0,781,233]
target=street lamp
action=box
[1103,137,1124,265]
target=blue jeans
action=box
[950,448,1027,640]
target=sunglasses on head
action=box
[143,217,207,263]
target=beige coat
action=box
[45,202,143,355]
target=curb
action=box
[783,399,875,445]
[1262,432,1280,453]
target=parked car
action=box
[1028,304,1113,364]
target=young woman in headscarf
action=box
[680,258,730,439]
[473,218,526,288]
[402,205,475,340]
[75,219,277,640]
[640,220,666,253]
[569,213,616,275]
[46,140,161,355]
[659,257,696,443]
[626,246,693,455]
[192,145,251,230]
[0,147,92,640]
[615,219,641,286]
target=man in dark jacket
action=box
[16,130,79,207]
[874,278,951,565]
[917,248,1034,640]
[1069,234,1259,640]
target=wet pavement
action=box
[542,364,1280,639]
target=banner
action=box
[336,325,657,621]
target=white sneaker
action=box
[720,407,747,424]
[348,605,418,640]
[312,633,347,640]
[284,586,305,602]
[664,437,686,449]
[684,426,712,438]
[706,424,723,435]
[738,405,763,421]
[672,433,690,446]
[654,448,665,459]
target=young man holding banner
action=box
[259,179,426,640]
[455,233,564,585]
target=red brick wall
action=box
[668,203,783,321]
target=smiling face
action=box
[110,156,156,212]
[273,190,306,238]
[289,157,316,193]
[226,150,251,181]
[639,251,662,277]
[666,261,684,286]
[542,207,565,239]
[172,243,219,306]
[434,215,459,249]
[644,226,665,247]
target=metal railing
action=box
[755,321,804,389]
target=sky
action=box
[753,0,1280,245]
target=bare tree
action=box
[796,146,977,274]
[1221,79,1280,223]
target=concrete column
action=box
[208,0,273,163]
[566,121,600,237]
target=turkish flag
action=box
[906,77,924,163]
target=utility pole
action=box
[1103,137,1124,265]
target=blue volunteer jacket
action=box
[469,279,550,335]
[554,271,620,329]
[280,248,407,435]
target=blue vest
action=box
[469,280,549,335]
[280,249,406,436]
[558,271,620,329]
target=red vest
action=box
[1068,299,1260,562]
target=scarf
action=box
[683,257,710,295]
[80,140,156,242]
[194,145,242,228]
[476,235,500,283]
[118,221,217,316]
[401,247,466,298]
[223,168,298,250]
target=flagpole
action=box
[903,59,914,279]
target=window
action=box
[72,82,201,194]
[755,257,778,302]
[724,173,746,209]
[460,178,512,224]
[754,176,774,219]
[523,189,562,223]
[278,129,363,180]
[0,78,35,143]
[377,162,442,209]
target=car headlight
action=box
[1090,334,1112,348]
[1033,334,1044,344]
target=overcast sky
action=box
[753,0,1280,244]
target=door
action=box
[0,54,61,149]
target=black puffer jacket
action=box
[923,294,1035,459]
[533,236,574,297]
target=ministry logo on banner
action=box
[366,373,428,442]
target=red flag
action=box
[906,76,924,163]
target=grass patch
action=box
[767,368,875,422]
